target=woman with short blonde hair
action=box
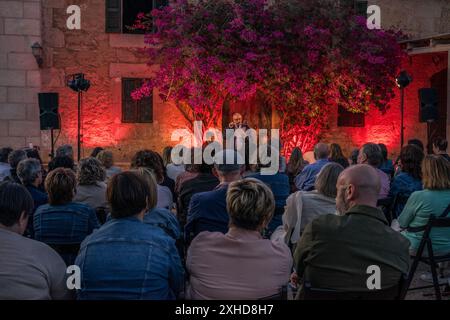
[399,155,450,254]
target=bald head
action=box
[314,143,330,160]
[335,164,381,214]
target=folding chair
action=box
[302,275,408,300]
[377,197,394,224]
[405,204,450,300]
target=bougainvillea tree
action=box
[132,0,406,155]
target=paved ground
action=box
[405,262,450,300]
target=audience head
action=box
[422,155,450,190]
[358,143,383,167]
[314,143,330,160]
[131,150,165,183]
[329,143,345,161]
[0,182,33,234]
[162,146,173,167]
[212,149,244,182]
[226,178,275,232]
[48,156,75,172]
[56,144,74,159]
[287,147,305,175]
[23,147,43,164]
[432,137,448,154]
[133,168,158,209]
[45,168,76,205]
[314,162,345,198]
[0,147,13,163]
[408,139,424,152]
[17,158,43,187]
[336,164,381,214]
[107,171,155,219]
[8,149,27,169]
[96,150,114,169]
[349,148,359,165]
[378,143,388,162]
[399,144,424,180]
[90,147,104,158]
[78,157,106,185]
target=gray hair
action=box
[8,150,27,168]
[17,158,42,185]
[361,143,383,167]
[56,144,74,159]
[315,162,344,198]
[314,143,330,160]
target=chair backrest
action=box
[303,275,407,300]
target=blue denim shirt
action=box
[33,202,99,244]
[389,172,423,218]
[294,159,329,191]
[75,216,184,300]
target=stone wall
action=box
[0,0,42,150]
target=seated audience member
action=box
[96,150,122,180]
[349,148,359,166]
[48,155,75,172]
[0,147,13,181]
[286,147,308,193]
[398,155,450,255]
[135,167,173,210]
[187,178,292,300]
[294,143,330,191]
[0,182,70,299]
[90,147,104,158]
[131,150,174,210]
[389,145,424,218]
[56,144,74,160]
[17,158,48,237]
[178,152,219,227]
[293,165,410,296]
[163,146,185,181]
[329,143,349,169]
[357,143,390,199]
[185,150,244,243]
[280,163,343,249]
[408,138,425,152]
[432,137,450,161]
[4,149,27,184]
[75,171,184,300]
[378,143,394,177]
[248,150,290,236]
[34,168,99,265]
[73,157,108,210]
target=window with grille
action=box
[337,105,365,127]
[122,78,153,123]
[105,0,169,34]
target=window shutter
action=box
[153,0,169,9]
[337,105,365,127]
[105,0,122,33]
[355,1,368,16]
[122,78,153,123]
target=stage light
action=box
[395,70,412,89]
[67,73,91,92]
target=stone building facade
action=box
[0,0,449,162]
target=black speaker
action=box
[419,88,439,122]
[38,92,60,130]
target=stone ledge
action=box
[109,34,146,48]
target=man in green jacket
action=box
[294,164,410,297]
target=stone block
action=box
[109,63,153,78]
[0,70,26,86]
[0,136,25,147]
[23,1,41,19]
[26,103,39,121]
[0,1,23,18]
[0,120,7,136]
[8,120,40,136]
[7,87,38,103]
[0,35,26,53]
[0,103,27,119]
[26,70,41,87]
[109,34,146,48]
[7,52,38,70]
[0,87,6,102]
[42,0,65,9]
[5,18,40,36]
[0,53,6,68]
